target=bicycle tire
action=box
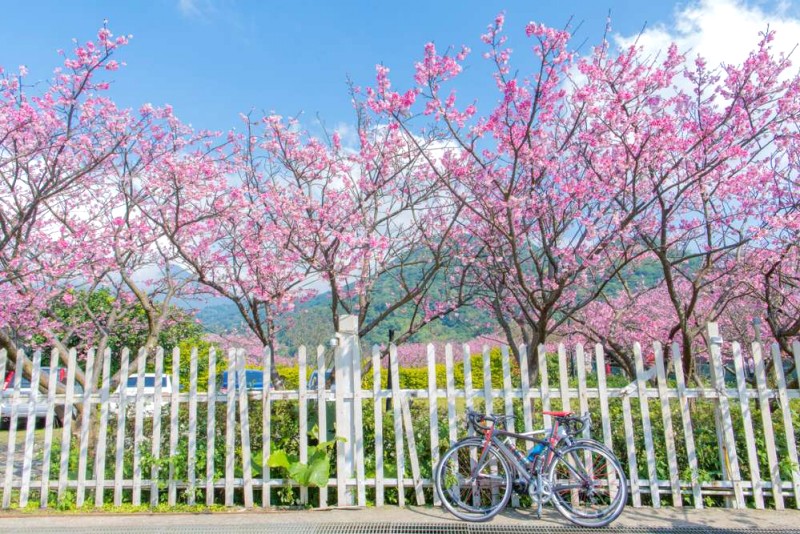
[547,441,628,527]
[434,438,513,522]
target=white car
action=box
[1,368,83,428]
[109,374,173,417]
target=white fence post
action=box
[334,314,359,506]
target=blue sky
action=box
[0,1,797,135]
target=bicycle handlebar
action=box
[465,408,513,431]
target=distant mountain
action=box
[189,282,493,348]
[189,258,667,348]
[195,301,246,332]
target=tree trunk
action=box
[524,340,541,385]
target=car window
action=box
[126,376,169,388]
[220,370,264,389]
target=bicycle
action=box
[434,408,627,527]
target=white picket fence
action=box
[1,322,799,511]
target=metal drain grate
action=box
[11,524,800,534]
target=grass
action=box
[0,503,231,515]
[0,427,48,445]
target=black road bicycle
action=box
[434,408,627,528]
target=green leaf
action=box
[267,450,291,470]
[306,457,330,488]
[289,462,311,486]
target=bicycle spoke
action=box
[435,438,513,522]
[548,442,628,527]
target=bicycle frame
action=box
[468,413,602,508]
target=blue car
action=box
[219,369,265,393]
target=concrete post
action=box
[334,315,359,505]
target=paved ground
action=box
[1,506,799,533]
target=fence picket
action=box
[19,350,42,508]
[353,342,366,507]
[298,346,308,505]
[168,347,180,506]
[594,345,613,451]
[707,325,744,508]
[57,348,78,506]
[263,347,272,507]
[634,342,660,507]
[593,344,618,503]
[40,348,58,508]
[2,349,24,508]
[557,344,571,414]
[575,344,589,439]
[653,342,681,506]
[672,342,702,508]
[621,393,641,507]
[500,346,518,508]
[316,345,327,507]
[400,394,424,505]
[501,346,514,433]
[731,341,763,509]
[372,345,384,506]
[389,343,405,507]
[770,343,800,507]
[334,340,346,506]
[538,344,551,428]
[445,344,458,445]
[206,347,217,506]
[224,348,237,506]
[518,344,533,435]
[482,345,492,414]
[150,347,165,506]
[75,348,95,507]
[795,341,800,502]
[0,351,9,499]
[187,346,199,505]
[113,348,130,506]
[132,348,148,506]
[236,349,254,508]
[752,341,783,508]
[94,348,112,507]
[463,344,474,438]
[427,344,440,506]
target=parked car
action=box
[109,374,173,417]
[219,369,264,393]
[306,369,334,392]
[1,368,83,428]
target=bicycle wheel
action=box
[434,438,513,522]
[547,441,628,527]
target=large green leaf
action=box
[288,462,311,486]
[267,450,292,470]
[306,457,330,488]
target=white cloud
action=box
[177,0,202,17]
[615,0,800,68]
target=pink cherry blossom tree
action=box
[136,119,309,382]
[250,105,474,349]
[364,15,800,382]
[626,30,800,380]
[0,24,139,373]
[364,16,667,379]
